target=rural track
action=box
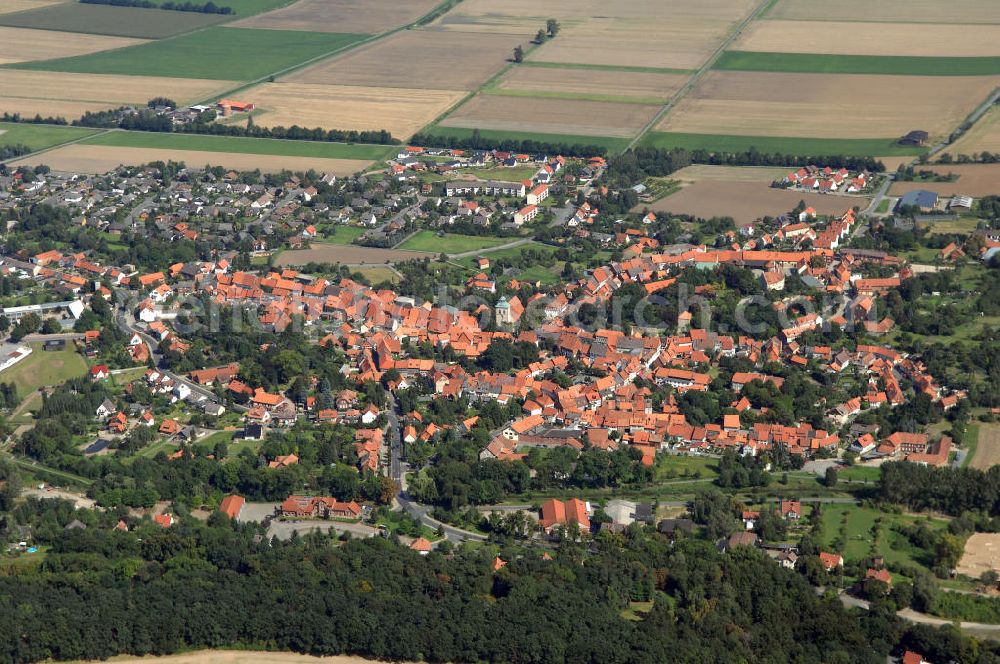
[625,0,776,152]
[448,237,533,259]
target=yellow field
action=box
[971,424,1000,471]
[231,0,439,33]
[11,144,373,175]
[958,532,1000,578]
[0,70,238,120]
[440,93,661,138]
[657,71,1000,142]
[0,26,147,64]
[768,0,1000,23]
[890,165,1000,198]
[946,107,1000,157]
[238,82,462,139]
[431,0,756,69]
[289,30,517,91]
[497,66,688,101]
[0,0,64,15]
[670,164,794,183]
[734,20,1000,57]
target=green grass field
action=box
[13,27,368,80]
[715,51,1000,76]
[2,343,88,398]
[640,131,926,157]
[0,122,99,152]
[836,465,881,483]
[82,130,395,160]
[399,231,512,254]
[319,225,367,245]
[421,126,630,154]
[819,503,950,570]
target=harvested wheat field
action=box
[440,94,659,138]
[12,144,371,175]
[289,30,517,91]
[233,0,438,33]
[670,164,795,183]
[68,650,425,664]
[0,70,238,119]
[657,71,1000,141]
[877,156,916,171]
[239,82,462,138]
[0,0,63,15]
[734,20,1000,57]
[946,107,1000,157]
[958,532,1000,578]
[496,66,688,102]
[275,245,434,266]
[0,26,147,64]
[889,165,1000,198]
[768,0,1000,23]
[645,180,865,224]
[971,424,1000,472]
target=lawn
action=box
[456,241,557,268]
[653,454,719,481]
[420,125,631,154]
[398,231,512,254]
[13,27,368,81]
[81,130,395,160]
[1,343,88,397]
[836,465,881,483]
[715,51,1000,77]
[875,199,891,214]
[516,265,561,285]
[352,266,399,284]
[640,131,926,157]
[318,225,366,245]
[819,503,950,570]
[0,122,98,152]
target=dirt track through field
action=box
[11,144,372,175]
[970,424,1000,471]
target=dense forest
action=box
[3,498,978,664]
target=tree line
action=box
[409,128,608,158]
[80,0,234,13]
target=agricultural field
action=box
[0,0,63,16]
[274,245,435,267]
[640,131,923,157]
[644,180,867,224]
[491,66,688,104]
[231,0,440,33]
[715,52,1000,76]
[766,0,1000,24]
[957,532,1000,578]
[80,130,394,159]
[439,94,661,139]
[969,424,1000,472]
[655,71,1000,144]
[946,106,1000,158]
[12,27,367,81]
[733,21,1000,58]
[0,27,147,66]
[236,82,462,139]
[0,70,238,121]
[889,165,1000,198]
[12,144,372,175]
[288,30,517,91]
[0,2,229,38]
[2,343,88,398]
[0,122,98,151]
[397,231,513,254]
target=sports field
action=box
[640,132,924,157]
[12,27,367,80]
[656,71,1000,143]
[238,82,462,139]
[734,21,1000,58]
[0,26,147,65]
[80,131,394,160]
[12,144,372,175]
[946,106,1000,158]
[0,122,99,151]
[232,0,440,33]
[715,51,1000,76]
[439,94,661,139]
[0,70,238,121]
[398,231,513,254]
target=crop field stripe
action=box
[0,122,101,152]
[716,51,1000,76]
[520,61,695,76]
[421,125,632,153]
[480,84,666,106]
[79,130,396,160]
[8,27,370,81]
[641,131,926,157]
